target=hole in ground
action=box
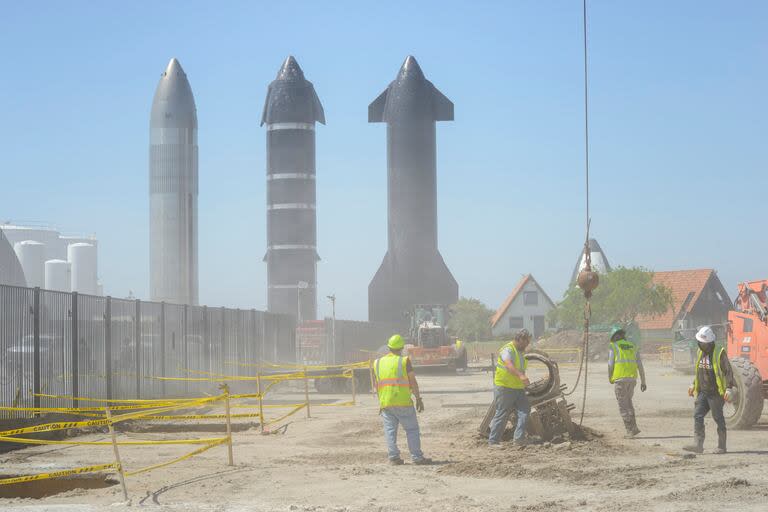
[0,474,118,499]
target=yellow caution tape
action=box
[135,412,262,421]
[0,463,118,486]
[265,404,306,426]
[124,438,227,476]
[0,418,110,437]
[0,434,228,446]
[34,393,202,404]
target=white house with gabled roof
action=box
[491,274,556,339]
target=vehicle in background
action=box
[725,280,768,429]
[404,304,467,371]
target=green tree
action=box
[448,297,494,341]
[548,267,674,329]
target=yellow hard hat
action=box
[388,334,405,350]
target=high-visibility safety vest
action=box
[610,339,639,382]
[374,353,413,408]
[693,346,727,396]
[494,342,528,389]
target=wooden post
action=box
[350,367,356,405]
[303,366,311,418]
[369,359,376,396]
[256,371,265,433]
[105,407,129,501]
[220,384,234,466]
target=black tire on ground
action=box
[725,357,765,430]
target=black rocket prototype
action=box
[368,56,458,323]
[261,56,325,321]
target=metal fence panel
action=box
[1,284,297,414]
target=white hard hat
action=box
[695,326,716,344]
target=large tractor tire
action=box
[725,357,765,430]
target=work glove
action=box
[415,397,425,413]
[723,389,734,403]
[687,386,694,397]
[640,383,647,392]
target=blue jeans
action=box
[488,386,530,444]
[380,406,425,461]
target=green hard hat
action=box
[610,324,625,340]
[388,334,405,350]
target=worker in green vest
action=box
[488,329,531,447]
[373,334,431,465]
[683,326,735,454]
[608,325,647,438]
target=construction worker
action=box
[488,329,531,447]
[373,334,431,465]
[608,325,646,438]
[683,326,736,454]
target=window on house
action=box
[523,291,538,306]
[509,316,524,329]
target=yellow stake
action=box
[304,366,311,418]
[256,372,265,434]
[350,368,357,405]
[105,407,129,501]
[219,384,234,466]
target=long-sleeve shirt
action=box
[695,348,736,395]
[607,344,646,384]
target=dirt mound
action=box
[663,477,768,502]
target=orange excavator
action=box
[725,280,768,428]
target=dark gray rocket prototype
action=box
[261,56,325,321]
[368,56,458,323]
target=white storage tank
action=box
[45,259,71,292]
[13,240,45,288]
[67,243,97,295]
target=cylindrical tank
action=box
[45,259,71,292]
[13,240,46,288]
[67,243,97,295]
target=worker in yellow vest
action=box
[683,326,735,454]
[373,334,431,465]
[608,326,647,438]
[488,329,532,447]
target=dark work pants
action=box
[693,392,726,439]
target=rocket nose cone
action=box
[151,57,197,127]
[163,57,184,77]
[276,55,305,81]
[397,55,425,80]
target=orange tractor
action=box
[725,280,768,428]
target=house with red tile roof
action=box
[491,274,555,339]
[636,269,732,341]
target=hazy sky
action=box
[1,1,765,320]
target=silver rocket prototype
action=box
[368,56,458,323]
[149,58,198,305]
[261,56,325,321]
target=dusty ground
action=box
[1,361,767,512]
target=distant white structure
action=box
[571,238,612,283]
[68,243,97,295]
[45,260,71,292]
[0,229,26,287]
[491,274,556,339]
[14,240,45,288]
[0,223,101,293]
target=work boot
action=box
[683,435,704,454]
[413,457,433,465]
[488,443,505,450]
[388,457,404,466]
[714,431,727,454]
